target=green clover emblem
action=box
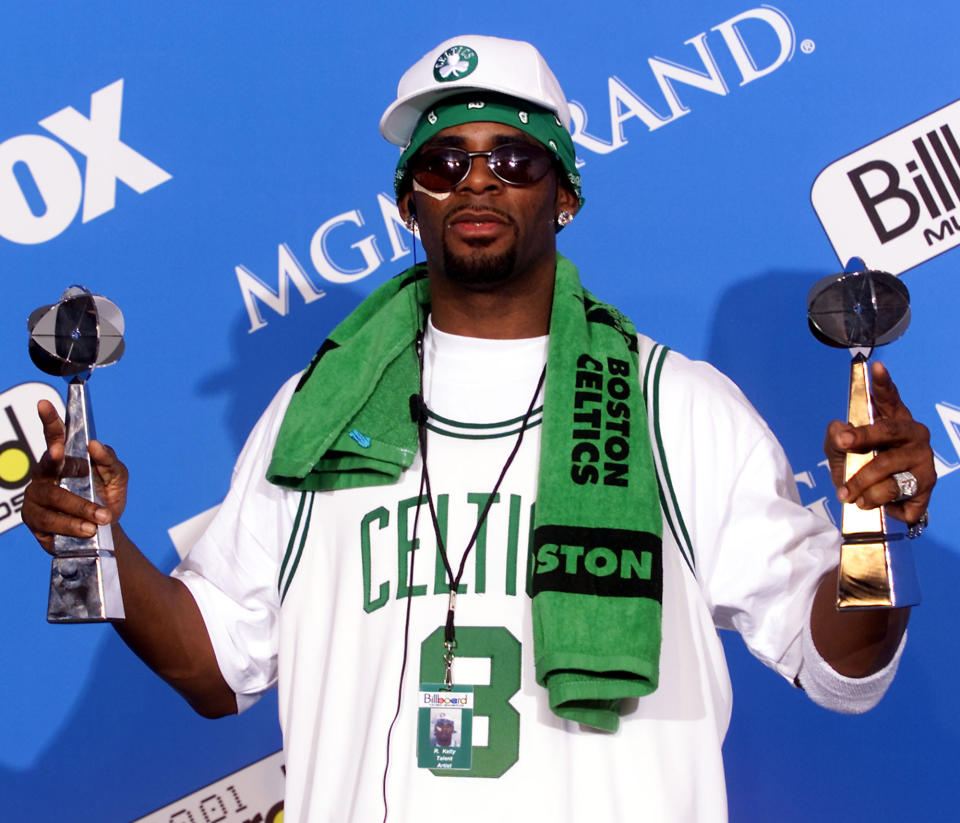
[433,46,478,83]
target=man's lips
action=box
[446,210,511,241]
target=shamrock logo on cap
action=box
[433,46,478,82]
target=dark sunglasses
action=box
[408,142,558,192]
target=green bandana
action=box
[394,93,583,206]
[267,255,661,732]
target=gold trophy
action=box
[807,264,921,609]
[28,286,126,622]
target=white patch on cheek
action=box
[412,180,451,201]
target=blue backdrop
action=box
[2,3,957,820]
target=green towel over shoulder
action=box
[268,255,663,731]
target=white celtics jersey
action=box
[175,320,840,822]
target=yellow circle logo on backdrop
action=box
[0,445,31,486]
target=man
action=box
[23,35,935,822]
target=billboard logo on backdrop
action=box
[0,79,171,245]
[0,383,64,535]
[812,99,960,274]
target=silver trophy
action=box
[28,286,126,622]
[807,264,921,609]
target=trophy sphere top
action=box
[27,286,125,378]
[807,268,910,350]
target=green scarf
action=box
[267,256,662,731]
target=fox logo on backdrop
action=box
[812,98,960,273]
[0,79,171,245]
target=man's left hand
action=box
[823,361,935,526]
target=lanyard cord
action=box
[412,330,546,684]
[381,422,429,823]
[384,323,543,822]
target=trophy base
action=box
[837,537,921,610]
[48,553,126,623]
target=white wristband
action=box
[796,613,906,714]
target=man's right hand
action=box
[20,400,237,717]
[21,399,129,554]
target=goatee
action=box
[441,240,518,289]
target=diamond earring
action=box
[556,210,574,228]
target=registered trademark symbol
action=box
[800,39,815,54]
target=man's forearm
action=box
[111,525,237,718]
[809,566,909,678]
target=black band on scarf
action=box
[531,525,663,599]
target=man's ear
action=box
[556,181,579,219]
[398,191,416,222]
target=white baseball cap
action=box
[380,35,572,147]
